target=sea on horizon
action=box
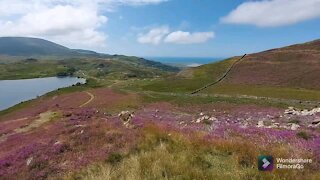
[145,57,223,67]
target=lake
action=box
[0,77,86,111]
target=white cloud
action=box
[0,0,168,51]
[164,31,214,44]
[137,26,170,45]
[137,27,214,45]
[109,0,168,6]
[221,0,320,27]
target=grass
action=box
[296,131,311,140]
[140,91,300,109]
[135,55,320,102]
[206,84,320,101]
[139,57,237,93]
[66,124,319,180]
[0,60,68,80]
[0,57,175,80]
[140,78,320,102]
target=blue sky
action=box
[1,0,320,58]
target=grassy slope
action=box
[140,40,320,101]
[0,60,68,79]
[140,57,238,93]
[0,57,178,80]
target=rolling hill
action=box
[223,39,320,90]
[0,37,78,56]
[142,39,320,100]
[0,37,179,80]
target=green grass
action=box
[140,92,294,108]
[206,84,320,101]
[135,56,320,102]
[0,60,68,79]
[0,57,175,80]
[140,57,237,93]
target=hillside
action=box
[0,37,78,56]
[141,39,320,100]
[223,39,320,89]
[0,37,179,80]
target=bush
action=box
[296,131,311,140]
[106,153,123,165]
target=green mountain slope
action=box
[0,37,179,80]
[0,37,77,56]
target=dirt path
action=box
[80,91,95,107]
[191,54,247,94]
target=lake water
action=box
[0,77,86,111]
[145,57,223,67]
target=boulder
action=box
[257,121,264,128]
[312,119,320,125]
[290,123,300,130]
[118,111,135,127]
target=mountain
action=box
[0,37,179,80]
[0,37,79,56]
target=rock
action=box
[118,111,135,127]
[284,108,295,115]
[240,122,248,129]
[311,119,320,125]
[209,117,218,121]
[267,123,280,129]
[309,119,320,128]
[196,118,202,123]
[290,123,300,130]
[285,107,320,116]
[257,121,264,128]
[26,157,33,166]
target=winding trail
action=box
[190,54,247,94]
[80,91,95,107]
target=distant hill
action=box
[0,37,179,80]
[0,37,78,56]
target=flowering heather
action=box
[0,88,319,179]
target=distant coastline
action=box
[145,57,223,67]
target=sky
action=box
[0,0,320,58]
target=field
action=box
[0,86,319,179]
[1,40,320,179]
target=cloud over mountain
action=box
[0,0,168,51]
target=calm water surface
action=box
[0,77,86,111]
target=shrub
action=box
[288,119,300,124]
[106,153,123,165]
[296,131,311,140]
